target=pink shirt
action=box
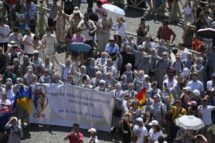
[66,132,84,143]
[71,34,85,43]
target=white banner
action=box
[29,84,114,132]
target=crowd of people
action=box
[0,0,215,143]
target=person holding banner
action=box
[64,123,84,143]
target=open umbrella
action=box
[69,42,92,53]
[175,115,204,130]
[197,28,215,39]
[102,4,125,16]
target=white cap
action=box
[149,120,159,126]
[34,50,39,54]
[183,86,192,92]
[135,117,143,123]
[99,80,105,84]
[88,128,97,133]
[193,89,200,96]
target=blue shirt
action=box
[105,43,120,54]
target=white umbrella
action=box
[102,4,125,16]
[175,115,204,130]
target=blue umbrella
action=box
[69,42,92,53]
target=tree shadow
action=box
[125,7,145,18]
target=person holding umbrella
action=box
[71,28,85,62]
[78,12,97,57]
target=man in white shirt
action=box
[0,18,11,52]
[41,27,57,64]
[187,72,204,95]
[133,117,148,143]
[207,72,215,91]
[23,28,35,58]
[198,98,215,143]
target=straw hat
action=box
[117,17,125,23]
[73,7,81,14]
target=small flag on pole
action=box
[136,88,147,105]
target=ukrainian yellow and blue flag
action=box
[13,86,32,113]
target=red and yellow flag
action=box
[136,88,147,105]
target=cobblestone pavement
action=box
[21,2,184,143]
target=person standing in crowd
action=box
[37,0,47,38]
[23,28,35,58]
[64,123,84,143]
[136,17,149,45]
[156,20,176,43]
[78,12,97,57]
[25,0,37,33]
[198,97,215,143]
[120,45,135,76]
[8,27,23,49]
[0,18,11,53]
[47,0,60,32]
[105,37,120,69]
[55,8,67,43]
[169,100,187,140]
[41,27,57,65]
[10,0,26,32]
[133,117,148,143]
[119,112,132,143]
[87,128,99,143]
[5,117,23,143]
[151,94,167,125]
[113,17,127,41]
[0,47,8,74]
[96,12,112,55]
[62,0,74,15]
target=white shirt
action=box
[113,23,126,39]
[179,48,189,62]
[198,105,215,125]
[6,90,15,103]
[0,99,11,106]
[0,24,11,43]
[9,32,23,47]
[163,78,178,91]
[78,19,96,41]
[87,136,99,143]
[207,80,214,90]
[60,63,72,81]
[41,34,57,55]
[149,128,164,142]
[136,126,148,143]
[122,99,129,112]
[187,80,204,92]
[23,33,35,54]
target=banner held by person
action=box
[29,84,114,132]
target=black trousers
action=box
[0,43,8,53]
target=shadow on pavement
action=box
[23,124,122,142]
[125,7,144,18]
